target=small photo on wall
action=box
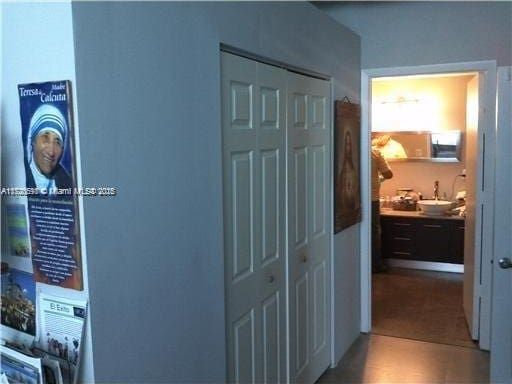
[6,203,30,257]
[1,268,36,337]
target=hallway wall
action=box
[71,2,361,382]
[1,2,94,382]
[317,1,512,69]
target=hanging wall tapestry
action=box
[334,98,362,233]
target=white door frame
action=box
[490,66,512,383]
[360,61,496,351]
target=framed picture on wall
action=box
[334,98,362,233]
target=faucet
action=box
[433,180,439,200]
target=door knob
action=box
[301,255,308,263]
[267,275,275,283]
[498,258,512,269]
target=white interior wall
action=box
[317,1,512,69]
[70,2,361,381]
[1,3,94,382]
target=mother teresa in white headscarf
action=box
[25,104,72,193]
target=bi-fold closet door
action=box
[222,51,331,384]
[287,68,331,384]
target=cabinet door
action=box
[415,219,452,262]
[452,222,465,264]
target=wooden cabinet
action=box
[452,222,466,264]
[381,215,464,264]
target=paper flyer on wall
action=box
[41,355,64,384]
[6,203,30,257]
[0,344,43,384]
[32,349,70,384]
[0,268,36,349]
[35,293,87,384]
[1,343,67,384]
[17,80,83,290]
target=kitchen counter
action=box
[380,208,465,221]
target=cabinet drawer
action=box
[389,226,415,240]
[388,236,413,251]
[383,237,413,257]
[381,217,416,236]
[389,250,414,259]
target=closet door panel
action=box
[222,52,287,384]
[287,71,331,384]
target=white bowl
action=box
[417,200,452,216]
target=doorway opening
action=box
[372,72,476,348]
[360,61,496,352]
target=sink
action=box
[417,200,452,216]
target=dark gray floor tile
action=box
[318,268,489,384]
[371,267,476,348]
[316,335,489,384]
[445,347,490,383]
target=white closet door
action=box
[222,52,287,384]
[287,71,331,384]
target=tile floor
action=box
[317,267,489,384]
[316,334,490,384]
[372,267,476,348]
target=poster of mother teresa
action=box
[18,81,75,195]
[18,81,83,291]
